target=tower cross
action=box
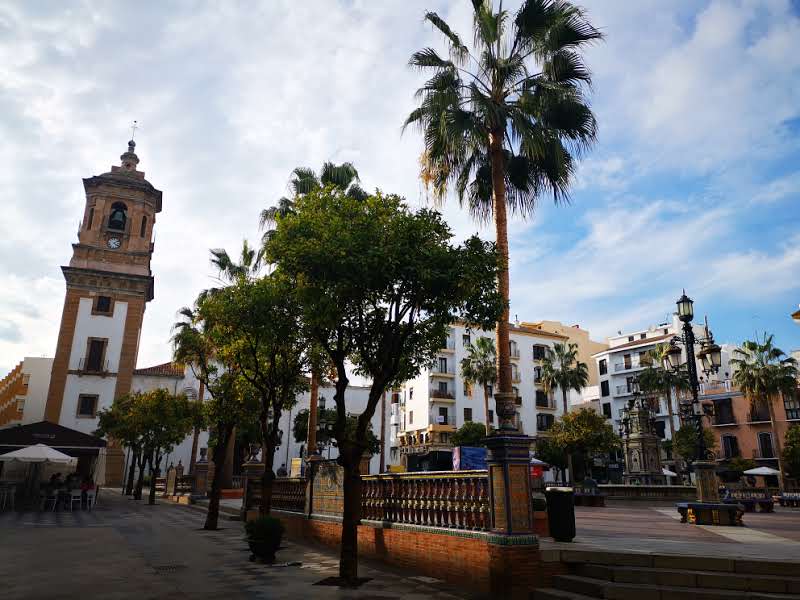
[130,120,139,140]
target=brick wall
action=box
[271,511,556,597]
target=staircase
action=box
[535,549,800,599]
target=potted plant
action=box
[244,516,285,563]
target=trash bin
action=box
[545,486,575,542]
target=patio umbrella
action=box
[0,444,77,465]
[662,467,678,477]
[743,466,780,476]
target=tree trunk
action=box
[134,454,147,500]
[562,388,569,416]
[339,447,362,584]
[205,424,233,530]
[189,380,205,475]
[567,453,574,485]
[148,455,160,506]
[665,387,677,440]
[483,385,491,435]
[379,392,386,473]
[125,448,138,496]
[489,129,512,400]
[766,394,785,493]
[259,409,278,517]
[307,369,319,454]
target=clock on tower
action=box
[44,139,162,433]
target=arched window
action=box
[87,207,94,229]
[140,215,147,237]
[108,202,127,231]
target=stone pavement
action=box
[0,490,478,600]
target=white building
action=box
[392,322,576,470]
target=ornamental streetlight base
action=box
[694,461,720,503]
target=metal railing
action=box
[614,362,643,372]
[713,414,737,426]
[432,366,455,375]
[78,358,109,373]
[752,447,776,460]
[510,347,520,359]
[244,476,306,514]
[748,410,771,423]
[361,471,490,531]
[616,385,633,395]
[430,389,454,399]
[429,414,456,426]
[441,339,456,350]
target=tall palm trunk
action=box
[483,385,491,435]
[561,388,569,416]
[766,394,785,492]
[489,130,512,405]
[664,387,676,440]
[307,369,319,454]
[561,387,574,482]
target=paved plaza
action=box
[2,493,800,600]
[0,491,475,600]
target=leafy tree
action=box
[460,336,497,434]
[731,333,798,489]
[293,406,338,448]
[451,421,489,448]
[268,187,502,583]
[535,437,568,484]
[405,0,601,410]
[95,394,141,497]
[540,342,589,415]
[550,408,619,481]
[172,300,254,530]
[672,424,717,464]
[204,270,307,516]
[725,457,757,481]
[783,425,800,481]
[637,343,691,440]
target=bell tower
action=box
[44,139,162,433]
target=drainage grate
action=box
[152,564,187,574]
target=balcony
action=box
[430,389,455,401]
[712,414,737,426]
[536,396,555,409]
[78,358,110,374]
[431,366,455,378]
[511,373,521,383]
[748,410,771,424]
[752,447,777,460]
[429,414,457,427]
[614,361,645,372]
[615,385,634,396]
[440,339,456,353]
[509,347,520,360]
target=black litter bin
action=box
[545,486,575,542]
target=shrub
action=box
[244,516,285,541]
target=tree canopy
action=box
[540,342,589,414]
[451,421,489,448]
[672,425,717,463]
[783,425,800,481]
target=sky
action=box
[1,0,799,375]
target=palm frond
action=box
[424,12,469,65]
[409,47,455,71]
[290,167,320,195]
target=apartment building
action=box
[0,358,53,428]
[392,322,574,470]
[521,321,608,386]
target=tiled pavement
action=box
[0,492,476,600]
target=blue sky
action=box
[0,0,799,374]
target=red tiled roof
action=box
[133,361,184,377]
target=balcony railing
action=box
[614,361,643,372]
[430,389,454,400]
[536,396,554,409]
[432,367,455,376]
[361,471,490,531]
[510,347,520,359]
[753,447,776,460]
[78,358,110,373]
[511,373,521,383]
[616,385,633,395]
[748,410,771,423]
[429,415,456,426]
[712,414,737,426]
[441,339,456,351]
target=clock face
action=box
[107,237,121,249]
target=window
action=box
[722,435,740,459]
[409,389,413,400]
[437,407,448,424]
[93,295,113,316]
[140,215,147,237]
[626,376,635,393]
[713,398,735,425]
[537,413,554,431]
[487,384,493,397]
[628,336,634,342]
[512,386,519,398]
[533,366,542,382]
[623,354,632,369]
[663,328,668,335]
[758,432,774,459]
[108,202,127,231]
[638,351,647,365]
[640,333,646,340]
[462,333,470,346]
[602,402,612,419]
[463,384,471,397]
[536,390,549,408]
[77,394,99,418]
[87,207,94,229]
[785,395,800,420]
[488,409,494,423]
[464,408,472,422]
[84,339,107,372]
[654,421,666,438]
[438,381,448,394]
[599,359,607,375]
[409,411,413,424]
[509,341,519,358]
[319,397,326,409]
[532,345,546,361]
[16,398,25,413]
[601,381,609,397]
[438,357,448,373]
[391,392,400,404]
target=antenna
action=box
[130,120,139,140]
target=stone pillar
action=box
[694,461,719,503]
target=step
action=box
[532,588,596,600]
[552,574,800,600]
[573,563,800,595]
[555,548,800,578]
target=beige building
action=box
[521,320,608,386]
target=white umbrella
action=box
[530,457,549,466]
[0,444,76,465]
[662,467,678,477]
[743,466,780,476]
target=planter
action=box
[247,537,281,563]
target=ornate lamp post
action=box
[665,291,722,502]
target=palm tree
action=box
[460,336,497,434]
[638,343,690,440]
[540,342,589,415]
[731,334,798,490]
[405,1,601,410]
[259,161,367,244]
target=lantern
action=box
[676,291,694,323]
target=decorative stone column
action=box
[694,461,720,503]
